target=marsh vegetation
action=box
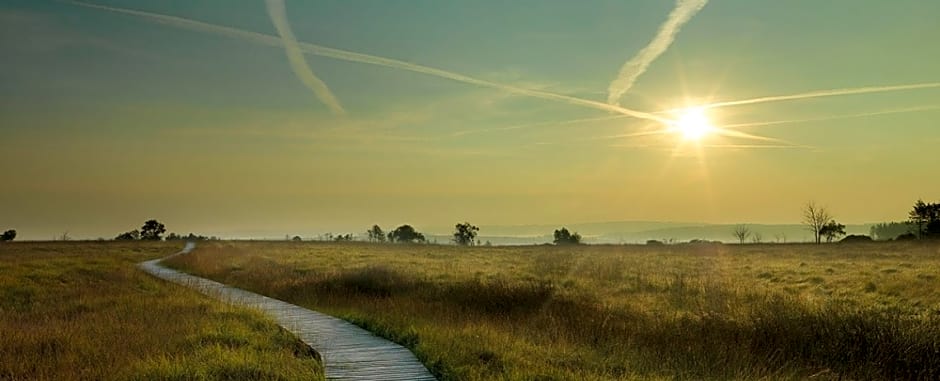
[0,242,323,380]
[166,241,940,380]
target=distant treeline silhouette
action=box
[114,219,217,241]
[101,199,937,244]
[870,222,915,241]
[869,199,940,240]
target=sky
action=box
[2,0,939,240]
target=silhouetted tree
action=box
[367,225,386,242]
[1,229,16,242]
[553,227,581,245]
[334,233,354,242]
[115,229,140,241]
[292,236,302,242]
[751,232,763,244]
[187,233,212,241]
[732,225,751,244]
[388,225,425,243]
[909,199,940,239]
[140,219,166,241]
[802,202,832,244]
[453,222,479,246]
[820,220,846,243]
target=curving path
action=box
[138,242,436,380]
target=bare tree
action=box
[802,201,832,244]
[751,232,763,244]
[732,225,751,244]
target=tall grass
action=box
[0,242,323,380]
[167,241,940,380]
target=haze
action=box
[2,0,938,240]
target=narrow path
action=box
[139,243,437,380]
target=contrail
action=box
[66,1,671,124]
[710,127,795,145]
[722,105,940,129]
[704,82,940,109]
[265,0,344,115]
[595,127,796,145]
[702,144,811,149]
[452,115,619,136]
[607,0,708,105]
[583,120,800,146]
[502,87,940,137]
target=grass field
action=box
[0,242,323,380]
[165,240,940,380]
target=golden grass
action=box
[0,241,323,380]
[166,241,940,380]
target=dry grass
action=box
[0,241,323,380]
[166,241,940,380]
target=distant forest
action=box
[871,199,940,241]
[869,222,915,241]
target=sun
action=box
[673,107,713,141]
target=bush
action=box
[840,235,873,243]
[553,228,582,245]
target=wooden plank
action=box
[138,244,437,381]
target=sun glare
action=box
[673,107,713,141]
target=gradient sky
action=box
[2,0,939,240]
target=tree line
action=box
[6,199,936,245]
[363,223,582,246]
[732,199,940,244]
[114,220,217,241]
[867,200,940,241]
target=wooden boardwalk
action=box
[139,244,436,380]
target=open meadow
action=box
[0,242,323,380]
[166,240,940,380]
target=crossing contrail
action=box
[499,86,940,138]
[265,0,344,115]
[722,105,940,129]
[703,82,940,109]
[589,126,798,146]
[607,0,708,105]
[66,1,671,124]
[452,115,620,136]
